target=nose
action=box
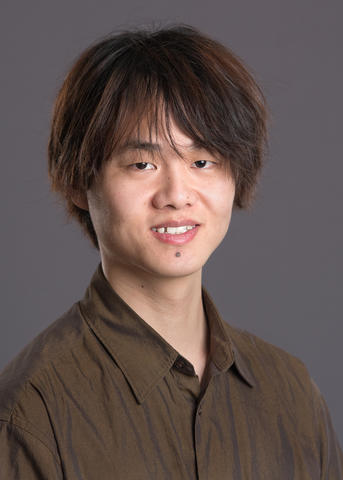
[151,164,197,210]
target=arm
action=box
[311,379,343,479]
[0,420,63,480]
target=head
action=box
[48,24,267,256]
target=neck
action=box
[102,259,209,365]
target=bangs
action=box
[93,58,225,163]
[107,92,214,161]
[81,29,264,183]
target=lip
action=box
[151,225,200,245]
[152,219,200,229]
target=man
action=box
[0,24,342,479]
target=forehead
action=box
[116,116,209,158]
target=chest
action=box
[48,365,321,479]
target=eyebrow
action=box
[118,139,205,154]
[120,141,161,152]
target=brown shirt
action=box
[0,264,342,479]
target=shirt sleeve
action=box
[0,420,63,480]
[310,379,343,479]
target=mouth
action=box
[150,223,200,245]
[151,219,200,232]
[151,225,198,235]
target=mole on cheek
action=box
[175,252,181,257]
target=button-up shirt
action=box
[1,263,342,479]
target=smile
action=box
[151,225,200,245]
[151,225,196,234]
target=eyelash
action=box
[130,160,215,171]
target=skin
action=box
[73,120,236,383]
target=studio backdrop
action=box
[1,0,342,444]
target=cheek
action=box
[87,185,118,235]
[211,180,235,217]
[100,182,148,233]
[208,182,235,243]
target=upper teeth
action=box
[152,225,196,234]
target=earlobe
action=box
[71,192,89,211]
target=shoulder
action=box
[222,321,313,398]
[223,320,307,366]
[223,323,343,473]
[226,322,307,370]
[0,301,85,422]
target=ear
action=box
[70,191,89,211]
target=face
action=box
[79,121,236,281]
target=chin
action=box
[143,255,206,279]
[151,266,202,279]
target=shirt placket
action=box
[172,355,221,479]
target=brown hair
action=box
[48,24,268,249]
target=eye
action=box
[192,160,215,169]
[131,162,155,171]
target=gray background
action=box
[1,0,342,444]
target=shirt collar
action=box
[201,287,256,389]
[79,263,255,404]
